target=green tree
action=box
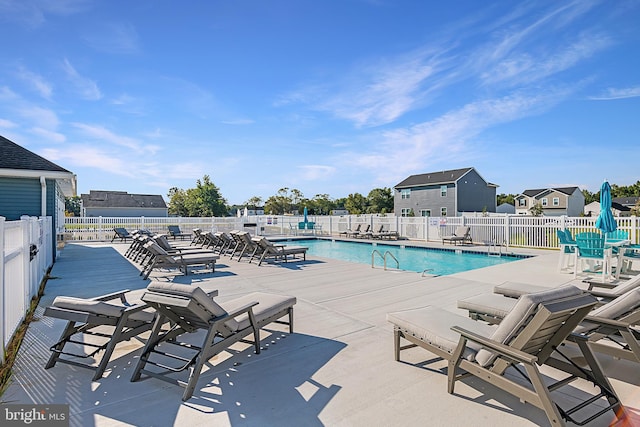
[167,176,228,217]
[497,193,515,206]
[366,187,394,214]
[244,196,263,208]
[65,196,82,216]
[311,194,335,215]
[264,187,292,215]
[529,202,543,216]
[344,193,367,214]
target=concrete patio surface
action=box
[2,240,639,426]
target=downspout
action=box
[40,176,47,217]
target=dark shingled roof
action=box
[395,167,474,188]
[521,187,579,197]
[0,135,71,173]
[81,190,167,209]
[613,197,639,206]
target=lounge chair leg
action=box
[45,321,78,370]
[393,329,401,361]
[523,362,564,426]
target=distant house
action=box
[0,135,77,258]
[81,190,167,217]
[331,208,349,216]
[393,167,498,217]
[496,203,515,214]
[612,197,639,209]
[515,187,584,216]
[584,201,631,217]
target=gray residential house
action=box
[81,190,168,217]
[515,187,585,216]
[0,135,77,257]
[393,167,498,217]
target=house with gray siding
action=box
[515,187,584,216]
[81,190,167,217]
[0,135,77,258]
[393,167,497,217]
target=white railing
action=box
[63,214,640,249]
[1,216,53,365]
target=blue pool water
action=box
[280,239,524,275]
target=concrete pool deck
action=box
[2,240,639,426]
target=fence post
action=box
[632,216,638,244]
[504,215,510,249]
[0,216,5,364]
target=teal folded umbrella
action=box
[595,181,617,233]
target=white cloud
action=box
[30,126,65,142]
[41,145,136,178]
[297,165,336,181]
[0,0,90,28]
[15,66,53,99]
[589,86,640,100]
[83,22,140,54]
[18,105,59,129]
[221,118,255,125]
[72,122,159,154]
[0,118,18,128]
[62,58,102,100]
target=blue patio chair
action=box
[556,229,576,271]
[563,229,576,245]
[574,233,612,282]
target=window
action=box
[401,189,410,199]
[420,209,431,217]
[518,199,527,207]
[553,197,559,206]
[401,208,412,217]
[441,207,447,216]
[440,185,447,197]
[541,198,548,206]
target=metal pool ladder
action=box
[486,239,503,257]
[371,250,399,270]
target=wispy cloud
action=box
[349,87,573,185]
[72,122,159,154]
[82,22,140,54]
[0,0,90,28]
[18,105,59,129]
[15,65,53,99]
[589,86,640,100]
[30,126,66,142]
[0,118,18,128]
[221,118,255,125]
[297,165,336,181]
[61,58,102,100]
[41,145,137,178]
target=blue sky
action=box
[1,0,639,205]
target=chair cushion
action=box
[52,295,155,322]
[575,288,640,334]
[457,293,517,319]
[220,292,296,331]
[387,306,497,361]
[146,282,227,318]
[493,281,548,298]
[475,285,583,367]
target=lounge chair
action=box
[493,274,640,301]
[44,289,155,380]
[351,224,370,238]
[387,285,627,426]
[441,226,471,245]
[140,241,219,279]
[167,225,192,240]
[251,237,308,266]
[130,282,296,401]
[111,227,133,243]
[372,225,399,240]
[231,231,262,261]
[339,224,361,237]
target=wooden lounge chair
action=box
[251,237,308,266]
[339,224,361,237]
[167,225,192,240]
[111,227,133,243]
[140,241,219,279]
[130,282,296,401]
[387,285,627,426]
[458,287,640,363]
[44,289,155,380]
[441,226,471,245]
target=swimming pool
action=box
[279,239,526,275]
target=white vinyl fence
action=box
[1,216,53,364]
[64,214,640,249]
